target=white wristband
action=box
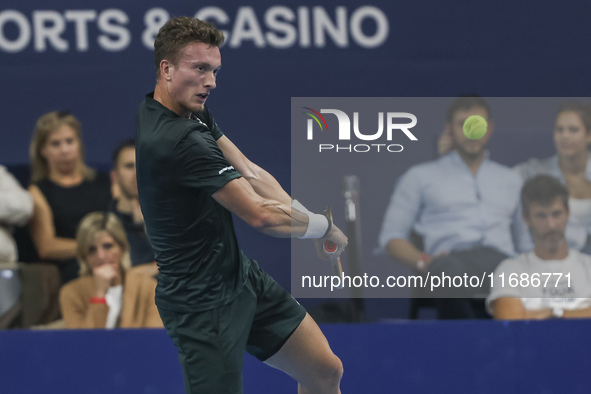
[291,199,330,239]
[301,213,329,239]
[291,199,313,216]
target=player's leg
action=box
[246,260,343,393]
[157,295,257,394]
[264,313,343,394]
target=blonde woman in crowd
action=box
[59,212,162,329]
[28,111,111,284]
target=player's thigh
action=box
[158,296,257,394]
[263,313,342,384]
[245,260,306,361]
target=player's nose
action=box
[205,71,216,89]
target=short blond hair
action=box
[76,212,131,276]
[29,110,94,184]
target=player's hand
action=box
[315,225,348,260]
[437,125,454,156]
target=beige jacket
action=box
[59,266,162,329]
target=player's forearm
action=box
[385,239,423,267]
[252,200,308,238]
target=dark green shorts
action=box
[157,260,307,394]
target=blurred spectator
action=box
[488,175,591,320]
[109,139,156,269]
[378,96,532,319]
[0,165,33,328]
[514,102,591,253]
[59,212,162,329]
[28,111,111,284]
[0,165,61,329]
[0,165,33,263]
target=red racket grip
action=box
[324,240,338,254]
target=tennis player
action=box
[135,16,347,394]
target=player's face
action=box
[524,198,568,251]
[167,42,221,115]
[41,124,81,173]
[113,147,138,200]
[449,106,492,160]
[87,231,123,273]
[553,111,591,158]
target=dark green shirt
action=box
[135,93,249,312]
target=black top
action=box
[136,93,248,312]
[36,172,111,283]
[36,172,111,239]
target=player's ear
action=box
[160,59,172,81]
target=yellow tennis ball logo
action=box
[463,115,488,140]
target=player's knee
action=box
[332,355,344,382]
[319,354,343,387]
[299,354,343,392]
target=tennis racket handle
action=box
[324,240,338,254]
[331,256,344,288]
[324,240,343,288]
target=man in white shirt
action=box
[487,174,591,319]
[0,165,33,263]
[379,96,532,319]
[0,165,33,328]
